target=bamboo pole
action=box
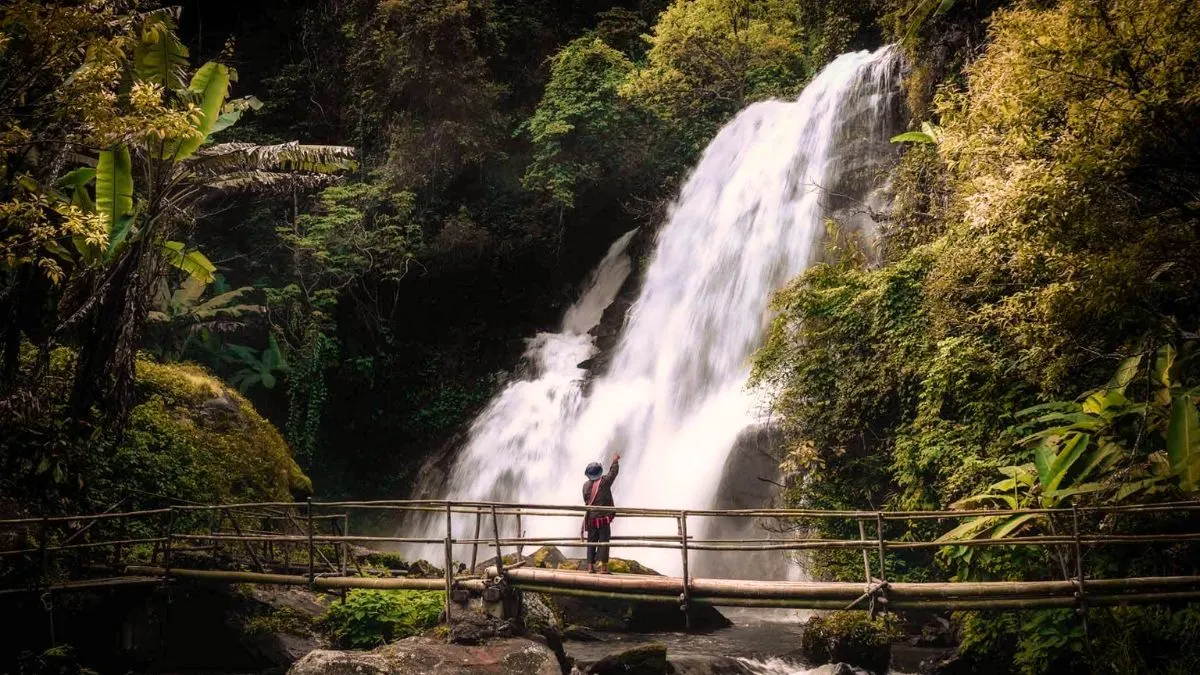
[306,498,315,585]
[117,566,486,592]
[10,497,1200,529]
[470,510,482,572]
[223,507,264,572]
[678,511,691,629]
[516,513,524,563]
[490,505,504,577]
[444,503,453,626]
[858,520,871,583]
[162,508,176,578]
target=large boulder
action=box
[587,643,667,674]
[287,636,561,675]
[799,612,903,675]
[523,547,730,632]
[229,585,328,671]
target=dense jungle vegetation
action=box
[2,0,1200,672]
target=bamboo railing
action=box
[2,498,1200,621]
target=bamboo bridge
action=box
[3,499,1200,627]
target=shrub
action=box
[319,589,443,648]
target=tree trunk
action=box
[68,242,155,423]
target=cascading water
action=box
[405,46,902,580]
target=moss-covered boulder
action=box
[0,347,309,515]
[800,612,904,675]
[122,359,311,503]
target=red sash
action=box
[586,479,613,529]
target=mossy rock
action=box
[800,612,904,675]
[521,547,730,632]
[587,642,668,674]
[2,347,310,513]
[129,359,311,501]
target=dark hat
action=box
[585,462,603,479]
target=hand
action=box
[613,453,621,462]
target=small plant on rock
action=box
[319,589,443,648]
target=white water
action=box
[407,47,902,575]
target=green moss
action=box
[241,606,314,638]
[362,551,408,570]
[118,357,310,505]
[801,612,904,674]
[0,348,309,515]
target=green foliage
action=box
[0,345,310,514]
[1090,604,1200,675]
[95,147,134,232]
[15,644,96,675]
[285,330,337,463]
[941,347,1200,553]
[320,589,443,648]
[522,38,638,207]
[800,611,904,674]
[225,334,288,393]
[621,0,809,144]
[282,181,420,291]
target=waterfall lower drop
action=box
[406,47,902,586]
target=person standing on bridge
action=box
[581,454,620,574]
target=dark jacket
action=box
[582,459,619,525]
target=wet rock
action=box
[588,642,668,674]
[808,664,869,675]
[448,611,520,645]
[523,592,563,633]
[287,636,561,675]
[523,547,730,632]
[667,655,757,674]
[228,585,328,671]
[563,625,604,642]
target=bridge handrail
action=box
[4,497,1200,622]
[9,497,1194,524]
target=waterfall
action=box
[405,47,902,576]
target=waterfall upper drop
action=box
[408,47,902,574]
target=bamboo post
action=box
[444,503,454,627]
[516,513,524,562]
[162,508,176,579]
[470,510,482,572]
[1072,506,1089,636]
[858,520,872,583]
[224,508,264,572]
[113,515,127,567]
[209,508,222,564]
[874,512,887,618]
[339,516,349,576]
[875,513,886,582]
[306,498,315,585]
[490,505,505,576]
[38,517,50,586]
[678,511,691,629]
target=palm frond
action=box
[201,171,344,194]
[190,142,357,174]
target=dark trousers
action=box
[586,522,611,566]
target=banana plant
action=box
[939,346,1200,545]
[225,334,288,393]
[43,9,356,418]
[146,275,264,360]
[42,10,354,287]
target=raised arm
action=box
[603,455,620,486]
